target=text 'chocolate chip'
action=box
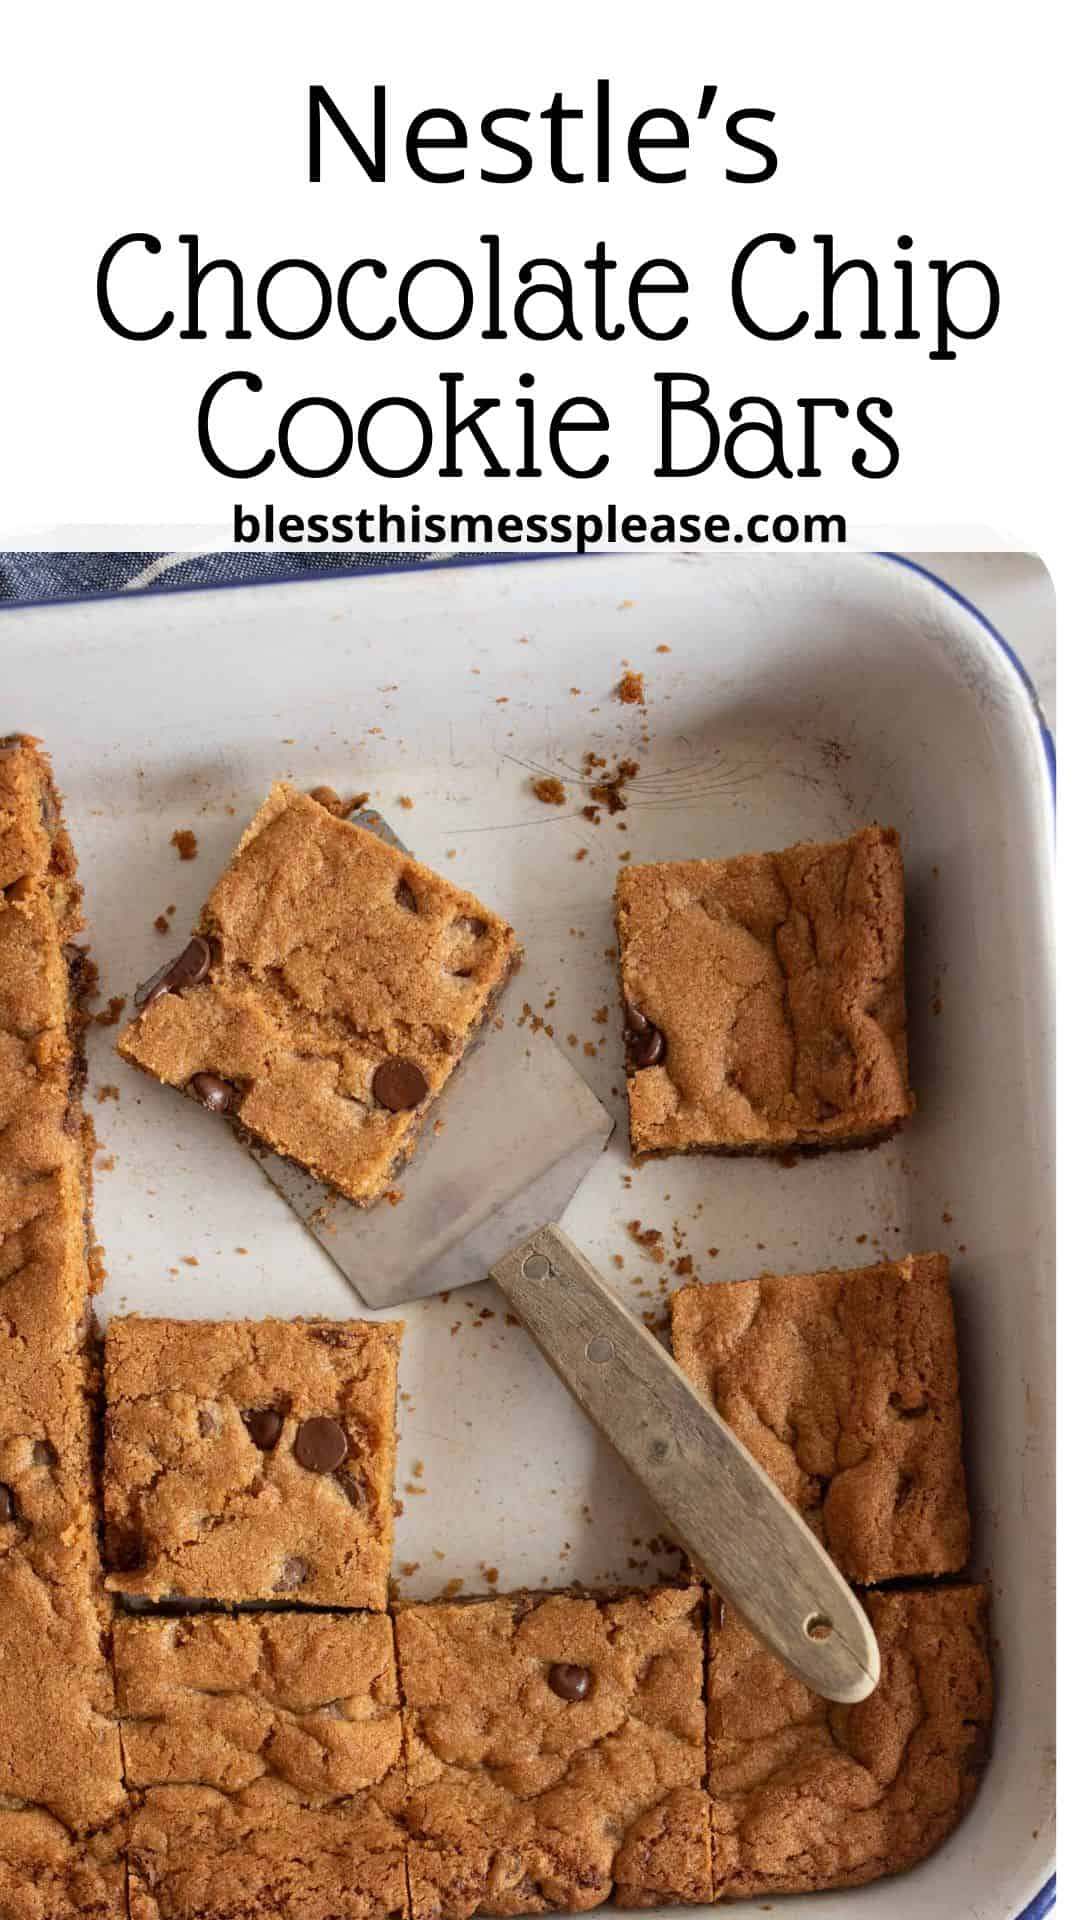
[548,1662,592,1701]
[189,1072,238,1114]
[294,1416,348,1474]
[244,1408,283,1451]
[373,1058,428,1112]
[134,936,211,1011]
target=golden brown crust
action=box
[103,1315,402,1608]
[0,737,125,1850]
[707,1586,992,1897]
[670,1254,970,1584]
[117,785,522,1206]
[395,1587,710,1917]
[0,1809,126,1920]
[615,826,913,1157]
[118,1611,408,1920]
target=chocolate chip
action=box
[111,1530,143,1572]
[372,1058,428,1112]
[628,1022,665,1069]
[624,997,650,1034]
[294,1416,348,1474]
[962,1723,992,1773]
[336,1471,368,1510]
[0,1485,15,1524]
[244,1408,283,1451]
[395,878,419,914]
[189,1072,238,1114]
[548,1662,592,1701]
[134,936,211,1011]
[32,1441,57,1467]
[274,1556,309,1591]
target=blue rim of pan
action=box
[0,544,1057,1914]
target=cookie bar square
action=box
[670,1254,970,1585]
[117,784,521,1206]
[707,1586,992,1897]
[615,826,913,1157]
[103,1315,401,1608]
[395,1587,711,1918]
[116,1611,408,1920]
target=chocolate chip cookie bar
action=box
[117,784,521,1206]
[394,1586,711,1917]
[670,1253,970,1584]
[103,1315,402,1608]
[0,737,126,1915]
[708,1585,992,1898]
[615,826,913,1158]
[116,1610,408,1920]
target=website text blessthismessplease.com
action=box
[235,503,846,552]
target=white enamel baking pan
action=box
[3,553,1054,1919]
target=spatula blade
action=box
[250,805,613,1308]
[255,1010,612,1308]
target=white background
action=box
[0,0,1070,561]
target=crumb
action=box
[235,1247,248,1255]
[673,1255,694,1276]
[483,1567,499,1585]
[393,1500,404,1518]
[612,1254,625,1270]
[308,785,344,814]
[440,1578,464,1599]
[96,1084,119,1103]
[400,1561,420,1577]
[533,776,567,805]
[387,1188,404,1206]
[707,1247,718,1258]
[656,644,671,654]
[583,1041,597,1056]
[153,914,170,935]
[616,669,645,705]
[593,1007,609,1024]
[628,1219,666,1264]
[170,828,198,861]
[404,1482,427,1496]
[942,1210,954,1225]
[616,600,634,612]
[569,686,582,696]
[505,1312,521,1327]
[181,1256,199,1268]
[567,1033,578,1047]
[95,1154,116,1173]
[398,795,414,810]
[94,996,127,1028]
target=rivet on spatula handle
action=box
[490,1222,880,1705]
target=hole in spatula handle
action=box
[804,1612,834,1642]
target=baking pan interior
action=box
[5,552,1054,1918]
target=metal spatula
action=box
[256,807,880,1706]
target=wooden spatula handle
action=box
[489,1222,879,1705]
